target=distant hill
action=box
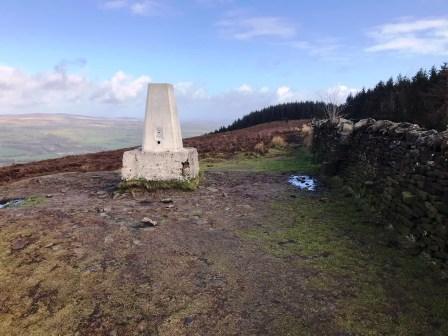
[215,101,325,133]
[0,113,212,166]
[0,120,306,184]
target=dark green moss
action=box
[119,174,201,192]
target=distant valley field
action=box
[0,114,212,166]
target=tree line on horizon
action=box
[216,64,448,132]
[345,63,448,130]
[215,101,326,133]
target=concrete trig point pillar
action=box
[121,83,199,182]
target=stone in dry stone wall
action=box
[313,118,448,263]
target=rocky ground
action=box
[0,145,447,335]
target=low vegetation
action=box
[204,145,448,334]
[270,135,287,148]
[239,177,448,335]
[1,126,447,334]
[201,147,318,174]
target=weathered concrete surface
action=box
[142,84,183,152]
[122,147,199,181]
[123,83,200,181]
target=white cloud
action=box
[216,13,346,60]
[366,17,448,55]
[130,1,166,16]
[276,86,294,102]
[101,0,168,16]
[322,85,359,104]
[237,84,253,94]
[0,64,89,107]
[0,62,357,122]
[217,15,296,40]
[174,82,207,99]
[195,0,234,6]
[91,71,151,104]
[276,84,358,105]
[0,64,150,113]
[289,39,342,58]
[174,82,277,122]
[173,82,354,123]
[374,18,448,35]
[102,0,128,9]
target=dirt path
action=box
[0,161,447,335]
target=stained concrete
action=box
[121,147,199,181]
[142,84,183,152]
[122,83,199,182]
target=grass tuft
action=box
[22,196,47,207]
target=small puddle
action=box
[0,198,25,209]
[288,175,317,191]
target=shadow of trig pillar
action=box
[121,83,199,182]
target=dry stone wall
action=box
[313,118,448,263]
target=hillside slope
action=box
[0,114,213,166]
[0,133,446,335]
[0,120,307,185]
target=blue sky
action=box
[0,0,447,124]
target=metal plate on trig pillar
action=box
[155,127,164,144]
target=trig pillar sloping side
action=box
[121,82,199,182]
[142,83,183,152]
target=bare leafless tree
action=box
[319,92,346,123]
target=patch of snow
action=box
[288,175,317,191]
[0,198,25,209]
